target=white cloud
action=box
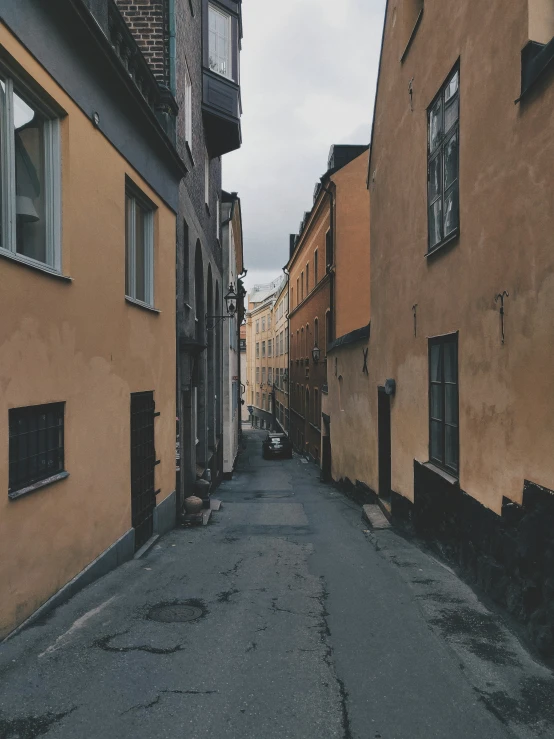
[223,0,386,279]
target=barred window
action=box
[9,402,66,496]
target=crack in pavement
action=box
[122,690,218,714]
[0,707,76,739]
[93,631,184,655]
[217,588,239,603]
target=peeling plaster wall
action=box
[369,0,554,512]
[0,26,176,637]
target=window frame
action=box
[428,332,459,476]
[9,402,67,498]
[208,3,233,80]
[0,75,63,274]
[184,60,193,151]
[125,182,155,308]
[427,62,460,255]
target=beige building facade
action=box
[368,0,554,653]
[273,278,289,433]
[0,17,181,637]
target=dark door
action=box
[130,391,157,551]
[378,388,391,499]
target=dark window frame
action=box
[427,62,460,255]
[428,333,459,475]
[9,402,66,496]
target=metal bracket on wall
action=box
[494,291,509,345]
[362,348,369,374]
[412,303,418,337]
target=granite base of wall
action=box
[392,461,554,656]
[154,489,176,536]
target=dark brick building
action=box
[117,0,243,506]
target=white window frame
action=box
[125,185,155,307]
[184,60,192,149]
[0,76,62,273]
[208,3,232,80]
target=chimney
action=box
[114,0,169,85]
[289,234,297,257]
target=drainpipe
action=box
[237,269,247,449]
[283,265,290,439]
[321,182,336,345]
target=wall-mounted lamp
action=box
[206,283,238,330]
[312,345,321,364]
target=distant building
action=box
[273,277,290,434]
[287,145,368,464]
[245,277,285,430]
[240,324,249,423]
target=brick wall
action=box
[115,0,169,84]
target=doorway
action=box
[378,387,391,499]
[130,391,157,551]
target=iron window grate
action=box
[9,402,65,494]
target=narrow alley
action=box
[0,429,552,739]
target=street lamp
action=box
[206,283,238,330]
[312,345,321,364]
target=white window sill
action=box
[0,248,71,282]
[9,470,70,501]
[125,296,160,314]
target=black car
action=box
[262,432,293,459]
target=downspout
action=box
[237,269,247,448]
[321,182,336,346]
[283,266,290,438]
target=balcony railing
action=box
[108,0,178,143]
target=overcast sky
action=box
[223,0,386,296]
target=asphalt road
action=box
[0,427,553,739]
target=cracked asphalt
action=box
[0,427,553,738]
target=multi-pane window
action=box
[262,341,266,357]
[429,334,459,474]
[285,327,289,354]
[314,318,319,348]
[428,66,459,251]
[268,339,272,357]
[262,367,266,384]
[306,264,309,293]
[256,342,259,358]
[301,272,304,300]
[256,366,260,384]
[9,403,65,496]
[314,249,318,284]
[0,77,62,271]
[256,320,259,333]
[208,3,232,79]
[268,313,272,329]
[256,392,260,406]
[126,186,155,306]
[184,61,192,148]
[262,317,266,332]
[326,229,333,267]
[204,147,210,204]
[268,368,273,385]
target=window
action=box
[268,313,272,329]
[208,3,232,79]
[256,342,259,358]
[428,66,459,251]
[262,393,266,410]
[268,339,272,357]
[285,327,289,354]
[301,272,304,300]
[0,77,62,271]
[256,320,259,334]
[306,263,309,293]
[314,388,319,427]
[262,367,266,384]
[314,318,319,348]
[256,392,260,406]
[429,334,459,474]
[268,367,273,385]
[9,402,65,496]
[314,249,319,284]
[126,186,155,306]
[326,229,333,267]
[184,61,192,148]
[256,366,260,384]
[262,317,266,332]
[306,324,310,357]
[301,327,304,358]
[291,287,294,308]
[296,278,300,305]
[262,341,266,358]
[205,147,210,205]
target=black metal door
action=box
[378,388,391,499]
[130,392,157,551]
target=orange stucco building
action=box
[368,0,554,653]
[0,7,182,637]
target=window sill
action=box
[0,248,71,282]
[9,471,69,501]
[125,296,160,314]
[425,231,459,260]
[400,8,424,63]
[423,461,458,486]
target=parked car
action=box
[262,432,293,459]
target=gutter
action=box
[367,0,389,188]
